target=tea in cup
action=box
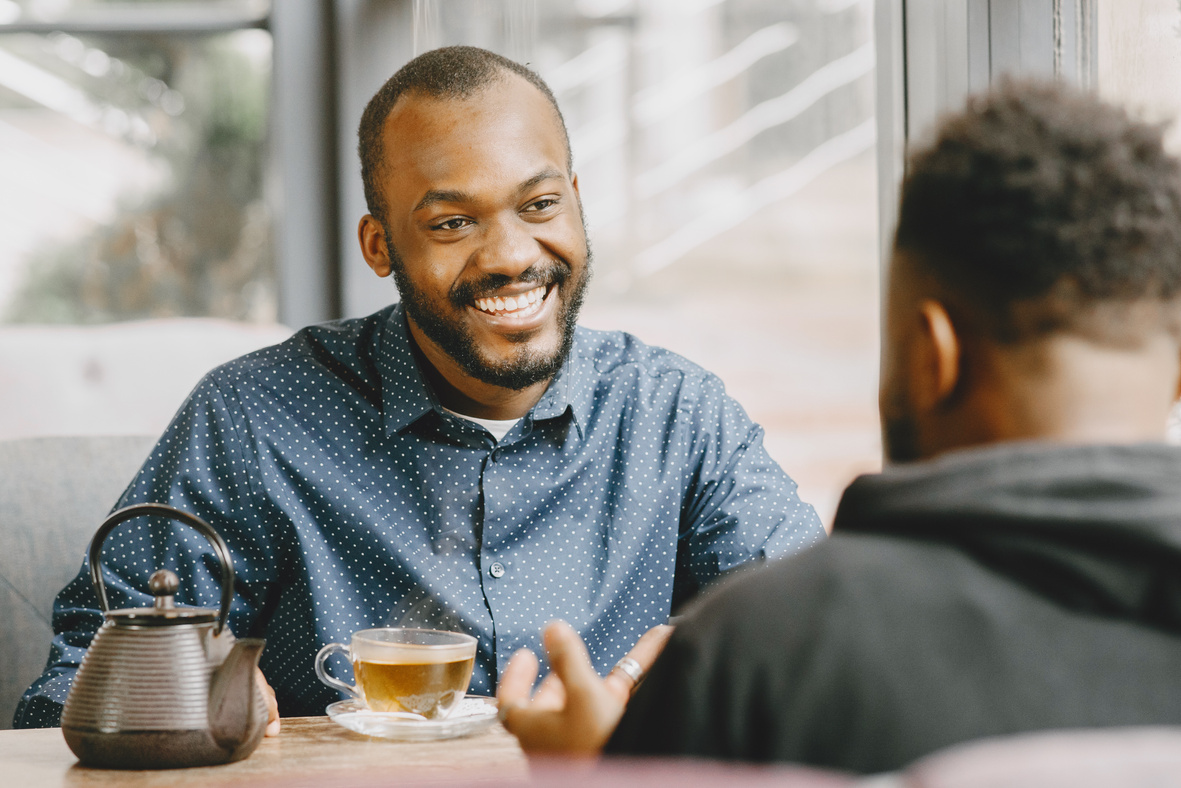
[315,628,477,719]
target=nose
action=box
[473,213,541,278]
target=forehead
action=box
[378,75,568,207]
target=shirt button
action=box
[488,562,506,579]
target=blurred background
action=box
[0,0,1178,525]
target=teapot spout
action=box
[209,637,267,755]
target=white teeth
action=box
[472,285,547,315]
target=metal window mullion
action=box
[874,0,906,275]
[271,0,341,327]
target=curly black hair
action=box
[357,45,571,226]
[895,79,1181,344]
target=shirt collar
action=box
[529,330,593,441]
[377,305,591,439]
[377,305,440,436]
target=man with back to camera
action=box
[14,46,824,730]
[496,79,1181,772]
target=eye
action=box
[431,217,471,231]
[523,197,558,213]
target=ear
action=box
[909,299,961,412]
[571,172,580,197]
[358,215,392,278]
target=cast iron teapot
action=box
[61,503,268,769]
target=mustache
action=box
[449,260,572,307]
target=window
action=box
[1096,0,1181,154]
[0,0,274,324]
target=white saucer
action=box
[326,696,499,741]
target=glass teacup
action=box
[315,628,477,720]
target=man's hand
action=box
[256,668,280,736]
[496,620,673,756]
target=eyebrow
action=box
[412,168,566,213]
[517,168,565,194]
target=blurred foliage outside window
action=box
[0,1,274,324]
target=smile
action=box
[472,284,548,318]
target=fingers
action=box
[255,668,280,737]
[498,621,624,757]
[629,624,676,670]
[542,620,601,701]
[604,623,675,700]
[532,670,567,708]
[497,648,540,724]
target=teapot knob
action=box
[149,569,179,610]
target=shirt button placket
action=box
[480,446,513,676]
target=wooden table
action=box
[0,717,529,787]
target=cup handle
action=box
[315,643,361,700]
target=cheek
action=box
[542,214,587,258]
[408,254,467,297]
[878,343,911,420]
[878,298,913,411]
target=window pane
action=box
[1097,0,1181,154]
[0,25,274,323]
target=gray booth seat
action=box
[0,435,155,729]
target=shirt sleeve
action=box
[12,374,281,729]
[673,373,825,605]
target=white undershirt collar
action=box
[442,407,520,442]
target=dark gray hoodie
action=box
[608,442,1181,773]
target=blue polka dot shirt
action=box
[15,304,823,726]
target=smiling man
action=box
[14,46,823,730]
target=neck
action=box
[406,318,551,421]
[925,332,1181,455]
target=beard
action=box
[880,376,922,464]
[882,411,922,464]
[386,229,592,391]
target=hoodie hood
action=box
[833,441,1181,633]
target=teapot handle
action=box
[89,503,235,635]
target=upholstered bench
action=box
[0,435,156,729]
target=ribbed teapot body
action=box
[62,502,268,769]
[62,620,265,768]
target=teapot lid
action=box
[106,569,217,627]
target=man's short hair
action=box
[357,45,571,225]
[894,79,1181,345]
